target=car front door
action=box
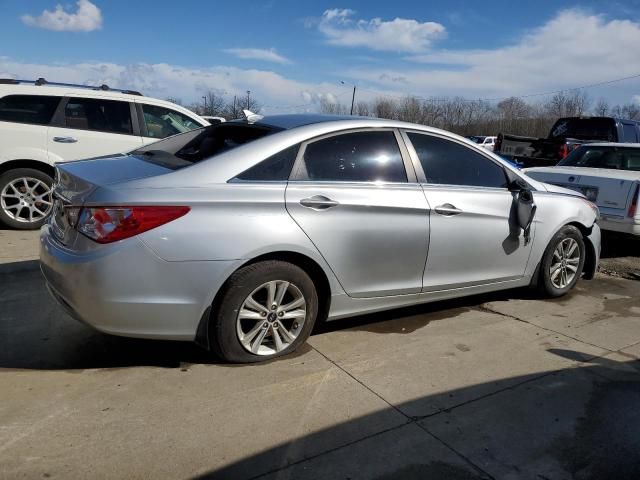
[402,130,534,292]
[285,129,430,298]
[47,97,142,162]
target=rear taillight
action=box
[76,206,190,243]
[559,143,569,159]
[629,184,640,218]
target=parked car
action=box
[40,114,600,363]
[525,143,640,235]
[468,135,497,151]
[201,116,226,125]
[0,78,209,229]
[495,117,640,168]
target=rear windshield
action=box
[558,145,640,171]
[131,123,279,169]
[549,118,617,141]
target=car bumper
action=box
[40,225,240,341]
[598,216,640,236]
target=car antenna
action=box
[243,109,264,124]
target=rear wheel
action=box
[210,260,318,363]
[0,168,54,230]
[537,225,585,297]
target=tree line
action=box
[166,90,261,120]
[320,91,640,137]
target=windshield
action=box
[549,118,617,141]
[131,123,280,169]
[558,145,640,171]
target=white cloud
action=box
[223,48,291,64]
[347,9,640,102]
[21,0,102,32]
[0,57,360,114]
[316,8,445,53]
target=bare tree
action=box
[319,97,348,114]
[594,98,609,116]
[165,97,183,106]
[372,98,397,119]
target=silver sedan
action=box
[41,114,601,362]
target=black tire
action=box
[0,168,54,230]
[210,260,319,363]
[537,225,586,298]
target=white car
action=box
[525,143,640,235]
[0,78,209,229]
[469,135,497,151]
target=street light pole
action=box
[202,95,207,115]
[246,90,251,109]
[350,85,356,116]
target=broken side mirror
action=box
[517,189,537,245]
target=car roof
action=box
[255,114,379,130]
[576,142,640,148]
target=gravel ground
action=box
[599,232,640,281]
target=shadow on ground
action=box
[192,351,640,480]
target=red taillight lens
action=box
[559,143,569,159]
[629,184,640,218]
[76,206,190,243]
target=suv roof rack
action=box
[0,77,143,96]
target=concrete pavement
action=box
[1,258,639,479]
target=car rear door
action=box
[47,96,142,162]
[285,129,430,298]
[402,130,533,291]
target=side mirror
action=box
[516,189,537,245]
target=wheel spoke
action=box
[566,241,578,258]
[566,257,580,265]
[266,281,277,308]
[251,327,268,353]
[274,281,289,307]
[238,308,263,320]
[566,264,578,273]
[280,296,305,313]
[245,295,268,314]
[277,324,296,343]
[241,321,265,345]
[281,309,306,320]
[272,326,284,352]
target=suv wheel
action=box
[0,168,54,230]
[210,260,319,363]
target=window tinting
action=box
[408,133,508,188]
[0,95,60,125]
[622,123,638,142]
[234,145,299,181]
[65,98,132,134]
[558,146,640,172]
[142,104,202,138]
[299,131,407,183]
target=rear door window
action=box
[296,131,407,183]
[0,94,60,125]
[407,132,508,188]
[64,98,133,134]
[141,104,202,139]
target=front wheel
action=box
[210,260,319,363]
[537,225,586,297]
[0,168,54,229]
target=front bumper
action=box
[40,225,240,340]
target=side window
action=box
[407,133,508,188]
[0,95,60,125]
[142,104,202,139]
[298,131,407,183]
[234,145,299,182]
[622,123,638,143]
[64,98,133,134]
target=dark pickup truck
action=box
[495,117,640,167]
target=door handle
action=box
[300,195,339,210]
[434,203,463,216]
[53,136,78,143]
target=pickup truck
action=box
[495,117,640,168]
[524,143,640,235]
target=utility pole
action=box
[232,95,237,117]
[350,85,356,116]
[202,95,207,115]
[246,90,251,109]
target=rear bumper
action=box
[40,225,240,340]
[598,216,640,236]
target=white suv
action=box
[0,78,209,229]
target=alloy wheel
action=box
[236,280,307,356]
[550,238,581,289]
[0,177,53,224]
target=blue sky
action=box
[2,0,640,112]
